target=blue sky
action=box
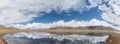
[29,7,102,23]
[0,0,120,29]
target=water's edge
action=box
[2,32,109,44]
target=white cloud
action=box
[0,0,89,25]
[0,10,37,24]
[99,0,120,25]
[0,0,120,30]
[13,19,111,29]
[3,32,108,44]
[112,26,120,30]
[95,0,120,29]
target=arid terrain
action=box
[40,26,117,35]
[0,25,119,44]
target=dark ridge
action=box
[86,26,115,30]
[47,26,116,30]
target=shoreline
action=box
[0,25,119,44]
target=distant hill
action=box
[47,26,116,31]
[0,25,118,44]
[0,25,7,29]
[40,26,118,35]
[0,25,117,36]
[86,26,115,30]
[0,25,19,30]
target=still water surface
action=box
[3,32,108,44]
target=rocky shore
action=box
[0,25,120,44]
[105,33,120,44]
[0,38,6,44]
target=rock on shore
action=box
[105,33,120,44]
[0,38,6,44]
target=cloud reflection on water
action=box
[3,32,108,44]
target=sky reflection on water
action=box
[3,32,108,44]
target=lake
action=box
[3,32,108,44]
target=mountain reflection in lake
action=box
[3,32,108,44]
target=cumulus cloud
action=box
[78,0,120,29]
[92,0,120,30]
[0,0,90,25]
[0,0,120,30]
[13,19,111,29]
[98,0,120,25]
